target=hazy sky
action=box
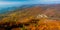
[0,0,60,5]
[0,0,60,8]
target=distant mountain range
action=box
[0,4,36,14]
[0,4,60,19]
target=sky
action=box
[0,0,60,4]
[0,0,60,8]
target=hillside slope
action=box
[0,4,60,30]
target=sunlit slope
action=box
[0,6,43,23]
[0,5,60,30]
